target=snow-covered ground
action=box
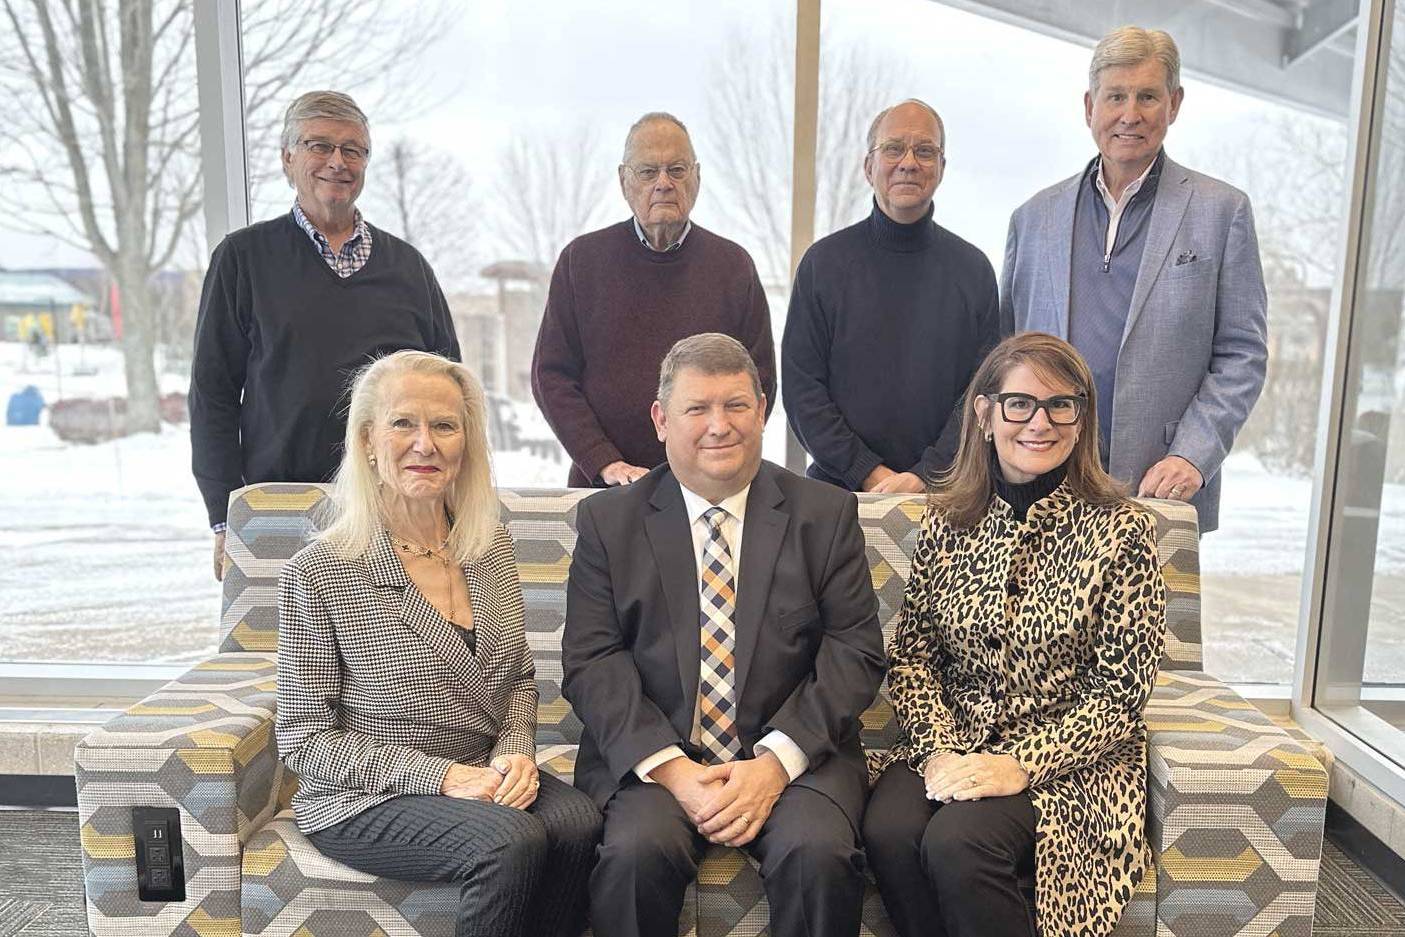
[2,341,1403,684]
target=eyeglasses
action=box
[988,393,1085,425]
[868,139,944,166]
[298,139,370,164]
[623,162,695,183]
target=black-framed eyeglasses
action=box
[622,162,695,183]
[298,139,370,164]
[867,139,944,165]
[988,392,1085,425]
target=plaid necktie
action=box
[698,507,742,763]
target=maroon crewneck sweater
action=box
[531,220,775,486]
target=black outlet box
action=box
[133,807,186,902]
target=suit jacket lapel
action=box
[644,474,703,716]
[367,530,497,719]
[1042,175,1080,339]
[1125,157,1192,344]
[732,466,787,705]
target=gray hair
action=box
[657,333,762,408]
[866,98,945,151]
[280,90,371,156]
[1089,26,1181,94]
[319,350,498,565]
[622,111,695,163]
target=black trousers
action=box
[863,763,1038,937]
[589,780,866,937]
[307,773,601,937]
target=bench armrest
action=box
[75,652,284,936]
[1146,670,1327,937]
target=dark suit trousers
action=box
[590,779,865,937]
[863,763,1037,937]
[306,773,601,937]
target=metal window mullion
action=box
[194,0,250,247]
[1295,0,1400,777]
[786,0,821,475]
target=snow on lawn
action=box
[5,339,1405,665]
[1209,451,1405,576]
[0,335,571,663]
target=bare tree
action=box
[704,19,915,287]
[490,127,614,272]
[0,0,450,433]
[366,137,478,291]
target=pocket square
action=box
[1174,249,1198,266]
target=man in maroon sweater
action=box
[531,112,775,487]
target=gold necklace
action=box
[388,532,464,627]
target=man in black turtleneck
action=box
[782,99,999,493]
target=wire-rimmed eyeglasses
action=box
[622,162,695,183]
[867,139,944,166]
[298,139,370,164]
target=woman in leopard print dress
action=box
[863,333,1167,937]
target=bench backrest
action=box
[221,484,1202,748]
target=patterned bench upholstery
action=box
[76,483,1326,936]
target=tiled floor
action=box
[1,808,1403,936]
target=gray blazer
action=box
[276,524,537,834]
[1000,154,1268,532]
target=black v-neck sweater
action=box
[190,214,459,525]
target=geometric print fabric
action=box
[75,483,1327,937]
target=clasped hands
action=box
[652,751,788,847]
[440,753,540,809]
[923,751,1029,803]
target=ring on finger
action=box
[738,813,751,825]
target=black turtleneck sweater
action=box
[782,201,1000,490]
[992,458,1068,521]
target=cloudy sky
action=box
[4,0,1350,285]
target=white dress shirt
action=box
[633,481,810,783]
[1093,157,1157,257]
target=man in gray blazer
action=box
[1000,26,1267,532]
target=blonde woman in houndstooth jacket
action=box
[275,350,600,937]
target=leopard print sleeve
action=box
[1007,508,1167,788]
[888,507,969,772]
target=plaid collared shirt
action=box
[633,217,691,252]
[292,201,372,277]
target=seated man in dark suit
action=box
[562,332,886,937]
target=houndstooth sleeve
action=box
[276,554,456,797]
[487,526,539,761]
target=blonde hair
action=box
[319,350,498,563]
[1089,26,1181,95]
[280,90,371,183]
[930,332,1128,529]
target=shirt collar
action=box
[1091,151,1163,209]
[633,217,691,252]
[678,480,751,528]
[292,200,368,246]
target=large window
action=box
[0,0,218,665]
[0,0,1377,699]
[821,0,1359,685]
[1314,0,1405,758]
[239,0,796,476]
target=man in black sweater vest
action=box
[782,99,998,493]
[189,92,458,579]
